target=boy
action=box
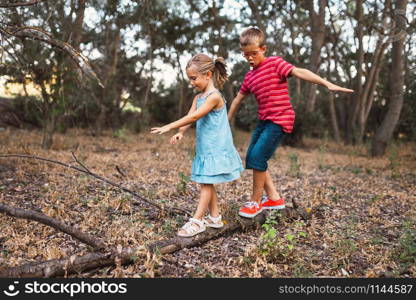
[228,27,353,218]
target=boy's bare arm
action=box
[291,67,354,93]
[228,92,247,120]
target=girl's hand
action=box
[327,83,354,93]
[150,125,171,134]
[170,132,183,144]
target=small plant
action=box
[161,220,174,235]
[260,213,278,254]
[176,172,190,194]
[292,261,314,277]
[388,145,400,179]
[258,214,307,263]
[317,142,327,170]
[365,168,374,175]
[365,194,381,205]
[329,186,341,203]
[351,167,362,175]
[334,221,358,257]
[396,219,416,268]
[288,153,301,178]
[113,127,128,141]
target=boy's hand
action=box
[150,125,171,134]
[170,132,183,144]
[327,83,354,93]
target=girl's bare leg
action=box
[178,184,213,235]
[208,185,219,217]
[193,184,214,220]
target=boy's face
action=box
[241,44,266,68]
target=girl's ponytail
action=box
[213,57,228,90]
[186,54,228,90]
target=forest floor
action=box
[0,128,415,278]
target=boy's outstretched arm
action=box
[291,67,354,93]
[228,92,247,120]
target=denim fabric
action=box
[245,120,286,171]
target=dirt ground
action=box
[0,128,415,278]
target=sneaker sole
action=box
[238,210,263,218]
[262,205,285,210]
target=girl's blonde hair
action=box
[186,54,228,89]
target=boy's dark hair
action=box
[239,27,265,47]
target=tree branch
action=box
[0,154,191,217]
[0,202,105,250]
[0,0,47,8]
[0,246,144,278]
[2,25,103,88]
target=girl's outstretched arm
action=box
[170,97,198,144]
[291,67,354,93]
[178,96,198,134]
[151,94,221,135]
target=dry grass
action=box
[0,127,415,278]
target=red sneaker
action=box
[261,196,285,210]
[238,201,262,218]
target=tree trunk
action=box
[346,0,364,144]
[347,0,390,144]
[371,0,408,157]
[41,117,55,149]
[247,0,265,33]
[304,0,327,113]
[328,93,341,143]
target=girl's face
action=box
[186,65,211,92]
[241,43,266,68]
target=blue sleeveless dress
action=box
[191,90,244,184]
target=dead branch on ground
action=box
[0,203,105,250]
[0,153,191,217]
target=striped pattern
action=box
[240,56,295,133]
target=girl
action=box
[151,54,243,237]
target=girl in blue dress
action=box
[151,54,243,237]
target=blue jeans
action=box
[245,120,286,171]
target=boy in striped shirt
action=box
[228,27,353,218]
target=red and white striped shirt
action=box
[240,56,295,133]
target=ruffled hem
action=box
[191,150,243,176]
[191,167,243,184]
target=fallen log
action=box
[0,247,145,278]
[0,203,105,250]
[0,206,311,277]
[147,206,310,254]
